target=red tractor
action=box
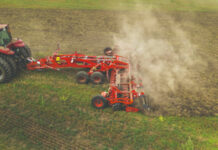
[0,24,31,83]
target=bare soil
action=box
[0,8,216,55]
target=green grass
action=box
[0,0,217,149]
[0,0,218,11]
[0,70,217,149]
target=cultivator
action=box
[92,60,144,112]
[27,50,150,112]
[1,24,150,112]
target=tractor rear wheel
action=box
[91,95,108,109]
[24,45,32,57]
[19,46,31,58]
[76,71,89,84]
[16,45,31,70]
[0,54,17,77]
[0,57,12,83]
[90,72,104,84]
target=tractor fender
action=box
[7,39,25,48]
[0,48,15,55]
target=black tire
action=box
[91,95,108,109]
[20,47,29,58]
[104,47,113,56]
[112,103,125,111]
[0,54,17,77]
[90,72,104,84]
[14,46,31,70]
[24,45,32,57]
[76,71,89,84]
[0,57,12,83]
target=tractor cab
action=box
[0,24,12,47]
[0,24,31,83]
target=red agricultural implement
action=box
[26,49,151,112]
[1,24,151,112]
[27,51,127,84]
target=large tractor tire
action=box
[0,54,17,77]
[17,45,32,70]
[23,45,32,57]
[0,57,12,83]
[90,72,105,84]
[19,45,31,58]
[76,71,89,84]
[91,95,108,109]
[16,45,31,70]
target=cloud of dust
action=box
[113,9,203,107]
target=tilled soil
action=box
[0,8,217,56]
[0,8,120,55]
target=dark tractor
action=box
[0,24,31,83]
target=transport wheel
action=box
[91,95,108,109]
[0,57,12,83]
[90,72,104,84]
[0,54,17,76]
[104,47,113,56]
[112,103,125,111]
[76,71,89,84]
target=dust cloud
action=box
[113,9,206,114]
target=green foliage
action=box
[0,0,218,11]
[182,137,194,150]
[0,70,217,149]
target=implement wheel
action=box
[76,71,89,84]
[90,72,104,84]
[104,47,113,56]
[0,57,12,83]
[91,95,108,109]
[112,103,125,111]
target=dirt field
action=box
[0,8,120,55]
[0,8,217,55]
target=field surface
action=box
[0,0,218,150]
[1,0,218,11]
